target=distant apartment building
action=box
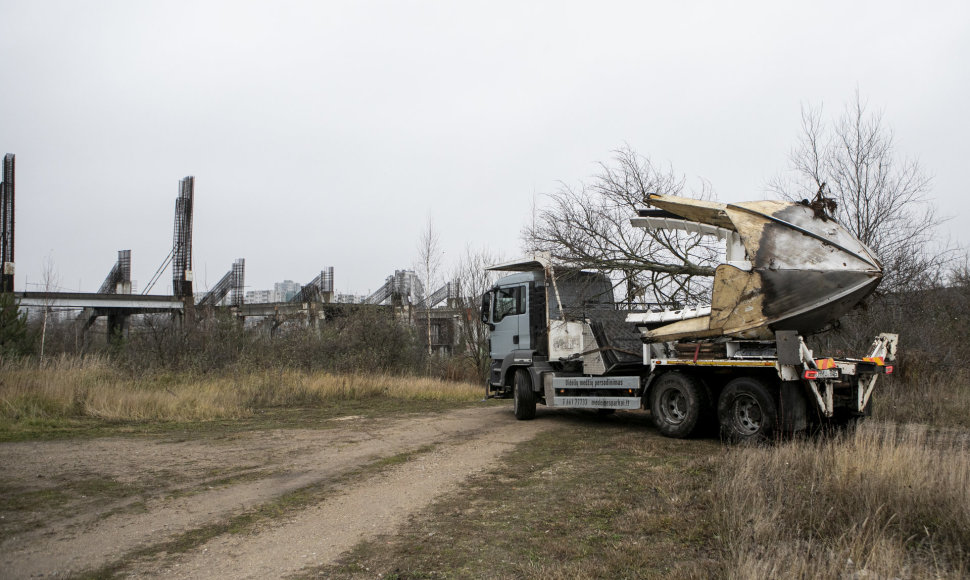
[244,280,305,304]
[245,289,272,304]
[334,292,369,304]
[274,280,302,302]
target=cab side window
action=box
[493,286,523,322]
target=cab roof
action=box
[485,252,553,272]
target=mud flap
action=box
[778,381,808,433]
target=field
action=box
[1,359,969,578]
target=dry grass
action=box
[5,353,970,578]
[715,422,970,579]
[0,355,483,425]
[874,371,970,430]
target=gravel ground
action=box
[0,404,550,579]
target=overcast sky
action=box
[2,1,968,297]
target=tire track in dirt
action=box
[126,419,548,579]
[0,404,549,578]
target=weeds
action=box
[715,422,970,578]
[873,371,970,429]
[0,356,483,432]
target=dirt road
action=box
[0,404,552,579]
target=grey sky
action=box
[2,1,968,297]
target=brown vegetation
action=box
[716,422,970,578]
[0,356,482,428]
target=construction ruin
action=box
[5,154,468,354]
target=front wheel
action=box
[649,372,708,438]
[512,369,536,420]
[718,377,777,443]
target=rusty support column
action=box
[1,154,15,293]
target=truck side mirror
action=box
[480,293,491,324]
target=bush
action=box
[0,292,32,358]
[110,306,427,376]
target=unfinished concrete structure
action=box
[197,259,246,308]
[172,176,195,300]
[4,156,466,352]
[364,270,424,306]
[290,267,334,304]
[98,250,132,295]
[1,153,14,293]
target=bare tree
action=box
[416,216,443,356]
[452,245,504,381]
[38,253,59,362]
[769,92,954,291]
[524,146,720,306]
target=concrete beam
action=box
[15,292,184,311]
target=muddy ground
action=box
[0,405,563,579]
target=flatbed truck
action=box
[482,254,896,441]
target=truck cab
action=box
[482,270,543,361]
[481,257,645,418]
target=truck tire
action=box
[650,372,707,438]
[513,369,537,420]
[718,377,777,443]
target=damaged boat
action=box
[628,193,883,341]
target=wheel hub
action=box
[734,394,762,434]
[661,389,688,424]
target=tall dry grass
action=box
[715,422,970,579]
[0,355,483,425]
[874,369,970,430]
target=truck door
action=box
[489,284,530,359]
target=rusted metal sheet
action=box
[639,194,882,341]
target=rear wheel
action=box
[512,369,536,420]
[650,372,707,438]
[718,377,777,442]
